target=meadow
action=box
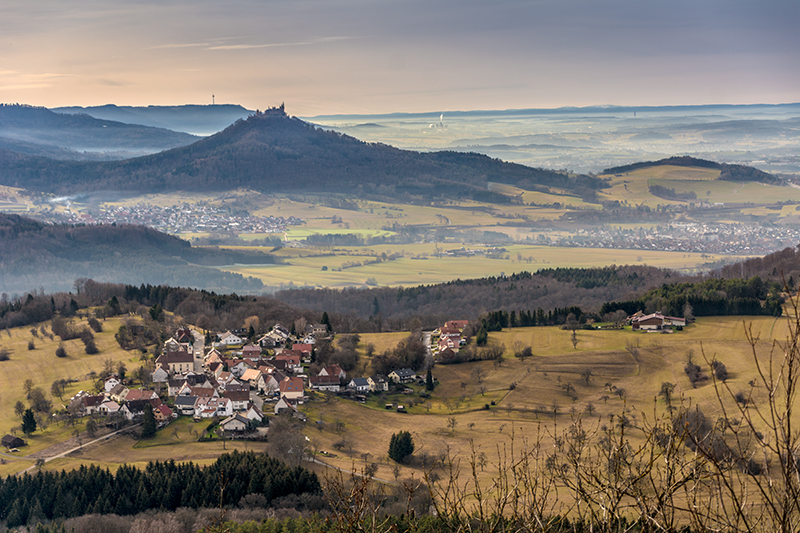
[223,244,742,289]
[270,315,795,497]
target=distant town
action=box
[55,202,304,235]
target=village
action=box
[1,307,693,455]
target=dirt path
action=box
[17,424,141,475]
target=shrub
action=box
[88,317,103,332]
[27,339,35,350]
[0,347,10,361]
[55,345,67,358]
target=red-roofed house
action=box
[278,376,304,400]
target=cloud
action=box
[148,42,210,50]
[207,36,351,50]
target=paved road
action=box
[423,331,433,371]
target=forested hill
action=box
[603,155,781,184]
[275,245,800,326]
[274,265,675,324]
[0,214,271,295]
[0,104,199,157]
[0,108,606,200]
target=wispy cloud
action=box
[207,36,351,50]
[0,71,74,92]
[148,42,210,50]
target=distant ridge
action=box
[0,108,605,199]
[603,156,781,184]
[0,104,199,158]
[308,102,800,121]
[54,104,252,136]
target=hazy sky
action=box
[0,0,797,116]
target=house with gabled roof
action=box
[154,404,174,423]
[222,387,251,411]
[124,389,158,402]
[2,435,25,449]
[367,374,389,392]
[240,368,267,392]
[219,331,244,345]
[631,312,687,331]
[279,376,304,400]
[242,344,261,359]
[175,327,194,344]
[347,377,370,393]
[163,338,182,353]
[104,376,121,393]
[152,365,170,383]
[175,396,199,416]
[389,368,416,384]
[108,383,129,403]
[230,359,254,378]
[319,365,346,380]
[276,352,302,373]
[291,343,313,358]
[155,350,193,374]
[309,375,341,392]
[98,400,120,414]
[245,402,264,423]
[219,414,250,434]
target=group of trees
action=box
[312,334,360,372]
[371,332,427,375]
[0,451,322,528]
[480,306,585,331]
[388,431,415,464]
[601,275,785,318]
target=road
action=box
[423,331,433,370]
[15,423,141,475]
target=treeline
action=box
[648,184,697,201]
[0,451,321,528]
[275,265,669,328]
[480,306,585,331]
[600,275,784,318]
[0,214,269,294]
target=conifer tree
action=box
[22,407,37,436]
[141,402,156,438]
[388,430,414,463]
[426,368,434,391]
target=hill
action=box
[0,104,199,159]
[0,214,272,294]
[274,244,800,328]
[53,103,252,136]
[603,155,781,184]
[0,107,606,200]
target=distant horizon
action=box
[28,100,800,120]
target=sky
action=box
[0,0,798,116]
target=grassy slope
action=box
[600,165,800,208]
[1,311,794,501]
[298,316,796,490]
[0,315,144,476]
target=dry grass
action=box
[0,315,145,455]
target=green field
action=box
[222,243,744,289]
